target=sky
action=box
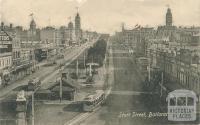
[0,0,200,33]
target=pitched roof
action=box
[51,86,75,92]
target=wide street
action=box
[78,40,200,125]
[0,35,199,125]
[77,39,151,125]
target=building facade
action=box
[0,23,13,86]
[40,27,56,46]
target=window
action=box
[16,51,17,58]
[187,97,194,106]
[18,52,20,58]
[170,97,176,106]
[12,52,14,58]
[85,101,93,105]
[177,97,186,106]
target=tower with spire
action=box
[75,8,82,40]
[28,13,40,41]
[29,13,37,37]
[68,17,74,41]
[29,13,36,31]
[75,13,81,31]
[166,7,173,26]
[30,19,36,30]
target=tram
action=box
[136,57,149,74]
[28,77,41,91]
[82,90,105,112]
[166,89,198,121]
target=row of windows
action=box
[85,94,105,106]
[169,97,194,106]
[12,51,20,59]
[155,55,200,93]
[164,64,200,92]
[0,57,12,68]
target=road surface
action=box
[77,40,199,125]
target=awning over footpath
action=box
[15,62,33,71]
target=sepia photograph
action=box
[0,0,200,125]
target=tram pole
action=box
[84,51,86,68]
[60,78,62,103]
[160,72,164,97]
[32,92,34,125]
[148,59,151,82]
[84,51,87,75]
[76,59,79,78]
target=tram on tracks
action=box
[136,57,149,75]
[166,89,198,121]
[27,77,41,91]
[82,90,105,112]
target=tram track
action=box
[0,41,96,102]
[64,106,102,125]
[63,39,114,125]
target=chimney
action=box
[1,22,4,30]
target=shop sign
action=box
[0,30,12,41]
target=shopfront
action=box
[0,69,11,86]
[0,29,12,86]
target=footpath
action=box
[0,61,59,99]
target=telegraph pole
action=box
[84,51,87,75]
[89,64,92,77]
[76,59,79,78]
[84,51,86,68]
[59,67,64,103]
